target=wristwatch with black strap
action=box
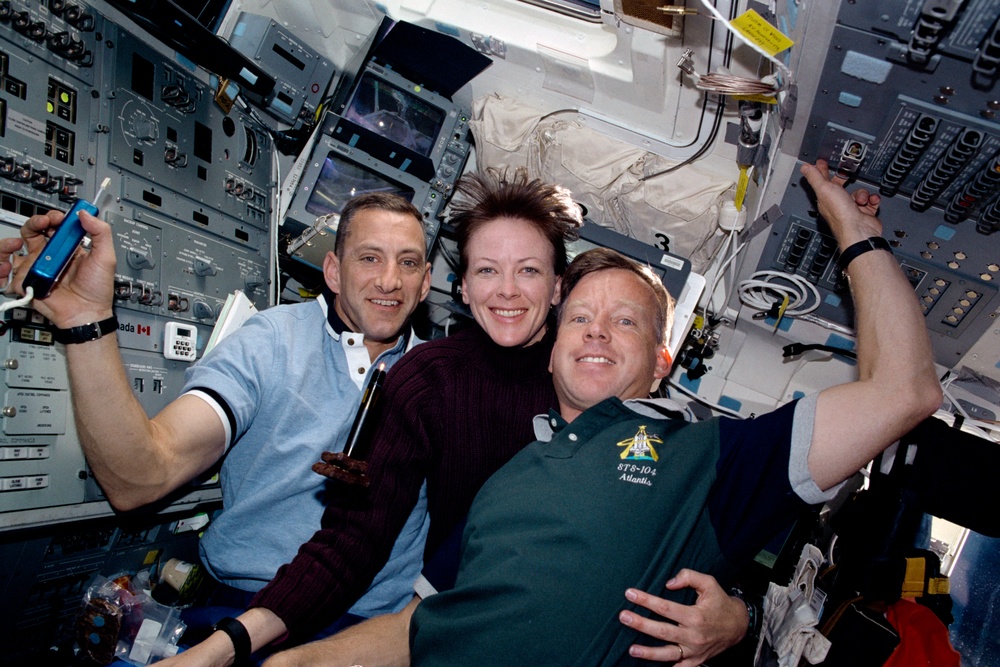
[837,236,892,277]
[212,616,253,665]
[52,315,118,345]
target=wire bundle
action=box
[737,270,821,317]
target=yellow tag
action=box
[733,94,779,105]
[730,9,794,57]
[143,549,162,566]
[901,557,927,596]
[927,577,950,595]
[735,166,749,211]
[773,294,789,332]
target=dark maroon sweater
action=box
[251,324,559,633]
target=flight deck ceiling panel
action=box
[838,0,1000,64]
[756,1,1000,371]
[0,0,270,528]
[106,30,273,233]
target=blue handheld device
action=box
[23,178,110,298]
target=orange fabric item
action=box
[883,598,961,667]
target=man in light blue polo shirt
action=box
[1,192,434,665]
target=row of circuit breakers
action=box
[0,0,275,515]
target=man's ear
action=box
[653,345,672,379]
[323,251,341,294]
[420,262,432,302]
[550,276,562,306]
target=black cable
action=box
[638,0,736,181]
[639,94,726,181]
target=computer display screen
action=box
[343,73,446,158]
[304,151,416,219]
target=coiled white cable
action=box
[738,270,822,317]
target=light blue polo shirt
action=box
[182,295,428,618]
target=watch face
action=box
[79,324,101,342]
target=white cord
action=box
[932,407,1000,443]
[797,313,855,336]
[0,286,34,313]
[738,270,822,317]
[752,108,784,224]
[667,378,744,419]
[704,232,748,318]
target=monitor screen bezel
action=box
[342,71,448,160]
[282,134,444,251]
[328,63,469,180]
[302,150,419,221]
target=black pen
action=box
[343,362,386,459]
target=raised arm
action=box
[800,161,942,490]
[1,210,226,510]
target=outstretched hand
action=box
[1,209,116,328]
[313,451,370,487]
[800,159,883,248]
[619,569,748,665]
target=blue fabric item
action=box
[841,50,893,83]
[838,91,863,107]
[421,518,467,594]
[182,297,429,619]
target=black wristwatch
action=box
[212,616,252,665]
[730,586,762,643]
[52,316,118,345]
[837,236,892,276]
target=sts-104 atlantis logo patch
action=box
[617,425,662,461]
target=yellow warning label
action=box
[733,94,778,105]
[731,9,794,57]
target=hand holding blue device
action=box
[23,177,111,298]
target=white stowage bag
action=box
[468,93,735,273]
